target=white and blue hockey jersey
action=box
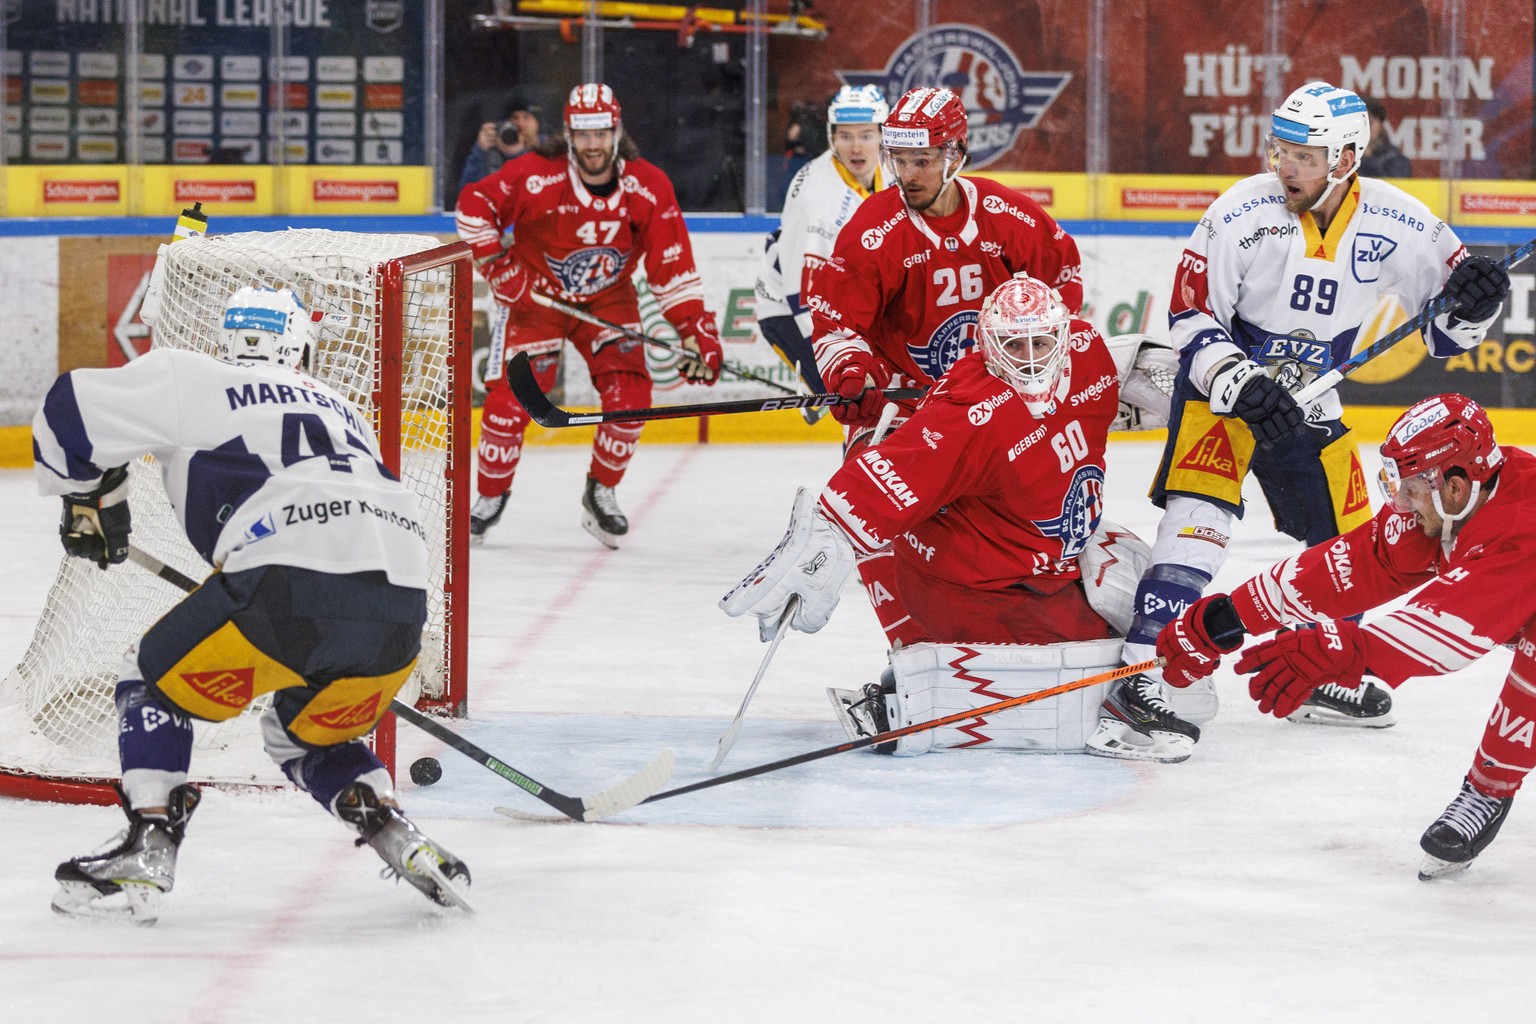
[756,149,884,333]
[33,348,429,588]
[1171,173,1493,422]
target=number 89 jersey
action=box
[33,349,429,588]
[1171,173,1473,422]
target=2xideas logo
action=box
[838,24,1070,169]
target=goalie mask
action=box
[977,276,1074,417]
[1266,82,1367,211]
[1378,393,1501,524]
[218,286,313,370]
[565,82,622,171]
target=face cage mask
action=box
[983,325,1069,400]
[1264,133,1352,212]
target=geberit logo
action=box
[43,180,121,203]
[175,180,257,203]
[313,179,399,202]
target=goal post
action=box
[0,229,473,804]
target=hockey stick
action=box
[529,289,800,394]
[1293,237,1536,406]
[639,657,1166,807]
[507,351,925,428]
[706,596,798,772]
[121,543,674,822]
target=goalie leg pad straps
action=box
[881,639,1127,754]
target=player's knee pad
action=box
[115,678,194,808]
[882,640,1126,754]
[1078,519,1151,636]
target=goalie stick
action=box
[706,596,798,773]
[507,351,925,427]
[1293,236,1536,406]
[122,543,674,822]
[528,289,800,395]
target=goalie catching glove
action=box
[720,487,855,640]
[59,464,131,570]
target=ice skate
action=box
[52,784,201,926]
[335,782,475,912]
[581,475,628,549]
[1286,680,1395,728]
[1084,674,1200,764]
[826,682,896,753]
[468,492,509,547]
[1418,778,1513,881]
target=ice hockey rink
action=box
[1,435,1531,1023]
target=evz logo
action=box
[1258,333,1331,371]
[545,247,625,298]
[1032,465,1104,558]
[911,310,978,380]
[1353,232,1398,283]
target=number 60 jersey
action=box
[33,348,429,588]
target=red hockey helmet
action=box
[1379,393,1502,515]
[564,82,621,132]
[977,275,1074,415]
[881,87,968,151]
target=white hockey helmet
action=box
[1268,82,1368,209]
[977,275,1074,415]
[218,286,313,370]
[827,84,889,128]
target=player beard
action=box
[576,148,616,179]
[1279,174,1328,214]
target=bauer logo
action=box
[312,179,400,202]
[839,25,1070,170]
[43,179,120,203]
[175,180,256,204]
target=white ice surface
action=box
[1,438,1533,1023]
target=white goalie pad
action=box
[881,639,1125,755]
[1105,333,1178,431]
[1077,518,1151,637]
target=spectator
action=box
[1359,97,1411,178]
[458,94,543,193]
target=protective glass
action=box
[1264,133,1330,178]
[1377,456,1439,513]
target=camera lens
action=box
[498,121,521,147]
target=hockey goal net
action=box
[0,229,471,804]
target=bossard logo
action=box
[1175,421,1240,481]
[309,693,383,731]
[366,0,405,32]
[181,668,256,709]
[838,24,1070,170]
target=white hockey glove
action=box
[720,487,856,640]
[59,465,131,570]
[1105,334,1178,431]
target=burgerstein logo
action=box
[838,24,1070,170]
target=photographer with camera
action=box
[458,95,543,194]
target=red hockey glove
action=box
[678,315,723,386]
[1234,620,1366,719]
[824,350,891,427]
[1157,594,1247,688]
[479,252,524,307]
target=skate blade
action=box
[580,511,622,550]
[1083,719,1195,764]
[1285,706,1397,729]
[1417,853,1473,881]
[404,848,477,914]
[51,880,163,925]
[468,533,487,548]
[825,687,866,742]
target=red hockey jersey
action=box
[808,175,1082,397]
[454,151,708,330]
[816,320,1118,591]
[1232,446,1536,686]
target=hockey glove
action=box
[1207,358,1305,445]
[677,316,723,386]
[1445,254,1509,324]
[720,487,856,639]
[1235,620,1366,719]
[1157,594,1247,688]
[59,465,131,570]
[480,252,526,307]
[823,350,892,427]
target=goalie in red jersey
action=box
[722,276,1165,756]
[456,82,723,550]
[1156,394,1536,880]
[804,86,1085,647]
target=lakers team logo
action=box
[545,246,625,298]
[1033,465,1104,559]
[913,310,979,380]
[838,24,1071,169]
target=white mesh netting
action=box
[0,229,465,792]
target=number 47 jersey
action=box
[33,348,429,588]
[1171,172,1475,421]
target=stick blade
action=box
[706,721,744,773]
[506,351,566,427]
[578,749,676,822]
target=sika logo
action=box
[43,180,121,204]
[180,668,256,709]
[309,693,383,731]
[175,180,256,203]
[312,180,400,202]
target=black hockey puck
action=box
[409,756,443,786]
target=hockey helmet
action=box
[1378,393,1502,518]
[977,275,1074,414]
[882,87,968,151]
[1270,82,1369,169]
[827,84,890,128]
[564,82,621,133]
[218,286,313,370]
